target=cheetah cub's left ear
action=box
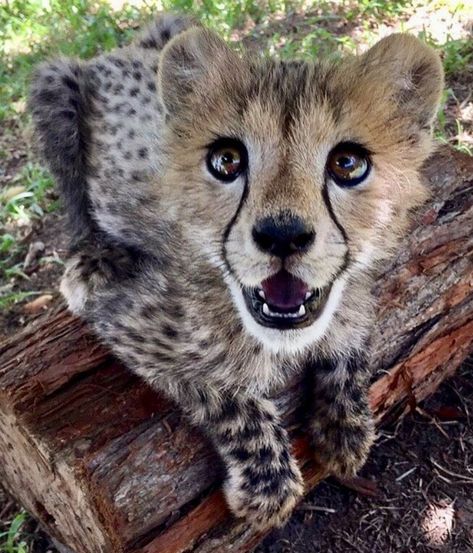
[157,26,246,116]
[359,33,444,134]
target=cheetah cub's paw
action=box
[224,453,304,529]
[311,415,376,478]
[60,244,138,314]
[60,255,96,315]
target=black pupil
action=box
[214,149,240,175]
[338,155,355,170]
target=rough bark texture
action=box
[0,146,472,553]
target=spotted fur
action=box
[29,15,443,529]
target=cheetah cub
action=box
[30,14,443,529]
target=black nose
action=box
[252,213,315,257]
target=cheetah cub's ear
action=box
[358,33,444,135]
[157,27,246,116]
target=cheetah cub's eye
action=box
[207,138,248,182]
[327,142,371,187]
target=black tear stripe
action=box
[221,172,250,280]
[322,178,351,278]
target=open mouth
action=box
[242,269,332,330]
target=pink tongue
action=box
[261,270,309,310]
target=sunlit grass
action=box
[0,162,55,280]
[0,512,29,553]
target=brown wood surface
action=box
[0,146,472,553]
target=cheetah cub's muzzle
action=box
[243,213,331,329]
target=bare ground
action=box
[258,361,473,553]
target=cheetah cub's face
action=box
[157,29,442,352]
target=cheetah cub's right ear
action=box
[157,26,247,117]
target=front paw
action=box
[310,416,375,478]
[223,453,304,530]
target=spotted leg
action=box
[188,391,304,529]
[308,352,375,477]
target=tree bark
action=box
[0,146,472,553]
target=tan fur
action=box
[30,15,444,529]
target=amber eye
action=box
[207,139,247,182]
[327,142,371,187]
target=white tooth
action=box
[258,289,266,299]
[298,304,306,316]
[305,291,314,300]
[262,303,271,316]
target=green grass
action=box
[419,31,473,76]
[0,163,54,282]
[0,512,29,553]
[269,26,357,61]
[344,0,413,21]
[418,33,473,154]
[3,163,54,219]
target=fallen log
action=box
[0,146,472,553]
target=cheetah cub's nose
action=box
[252,212,315,258]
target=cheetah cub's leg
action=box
[193,393,304,529]
[309,352,375,478]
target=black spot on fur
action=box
[109,56,125,68]
[213,401,239,422]
[131,171,144,182]
[140,38,158,49]
[62,75,80,93]
[229,447,251,462]
[238,422,262,441]
[279,449,290,464]
[257,446,275,462]
[162,324,178,338]
[161,28,171,42]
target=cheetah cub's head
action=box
[158,28,443,353]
